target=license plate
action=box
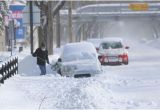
[108,57,118,62]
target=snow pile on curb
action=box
[18,55,40,76]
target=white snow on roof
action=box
[61,42,97,62]
[102,37,123,42]
[62,42,96,55]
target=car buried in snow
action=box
[98,37,129,65]
[55,42,102,78]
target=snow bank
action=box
[18,48,60,76]
[18,55,40,76]
[18,55,59,76]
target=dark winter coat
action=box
[33,48,49,65]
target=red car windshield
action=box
[102,42,123,49]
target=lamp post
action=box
[13,19,20,48]
[29,1,33,54]
[8,19,14,56]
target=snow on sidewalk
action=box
[0,74,113,109]
[0,76,38,110]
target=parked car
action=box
[98,37,129,65]
[55,42,102,78]
[86,38,102,52]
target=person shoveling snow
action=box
[32,43,50,75]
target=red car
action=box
[98,38,129,65]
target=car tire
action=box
[101,62,106,66]
[123,60,128,65]
[123,55,129,65]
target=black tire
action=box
[123,60,128,65]
[101,62,107,66]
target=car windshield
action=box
[63,52,96,62]
[101,42,123,49]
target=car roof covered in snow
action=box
[87,38,102,41]
[101,37,123,43]
[61,42,97,61]
[62,42,96,54]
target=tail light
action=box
[118,54,128,59]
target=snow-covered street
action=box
[2,1,160,110]
[1,37,160,110]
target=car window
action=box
[102,43,110,49]
[101,42,123,49]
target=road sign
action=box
[22,6,40,26]
[129,3,149,11]
[10,4,25,39]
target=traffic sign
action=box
[129,3,149,11]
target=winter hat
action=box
[41,43,45,48]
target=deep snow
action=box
[1,17,160,109]
[1,37,160,110]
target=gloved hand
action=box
[32,53,36,57]
[47,60,50,64]
[31,53,34,57]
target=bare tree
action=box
[35,1,65,54]
[35,1,54,55]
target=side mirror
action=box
[125,46,129,49]
[58,58,62,62]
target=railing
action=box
[0,57,18,84]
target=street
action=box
[1,37,160,109]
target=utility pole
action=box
[29,1,33,54]
[68,1,73,43]
[56,11,60,47]
[47,1,54,55]
[9,20,14,56]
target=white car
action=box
[98,37,129,65]
[56,42,102,78]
